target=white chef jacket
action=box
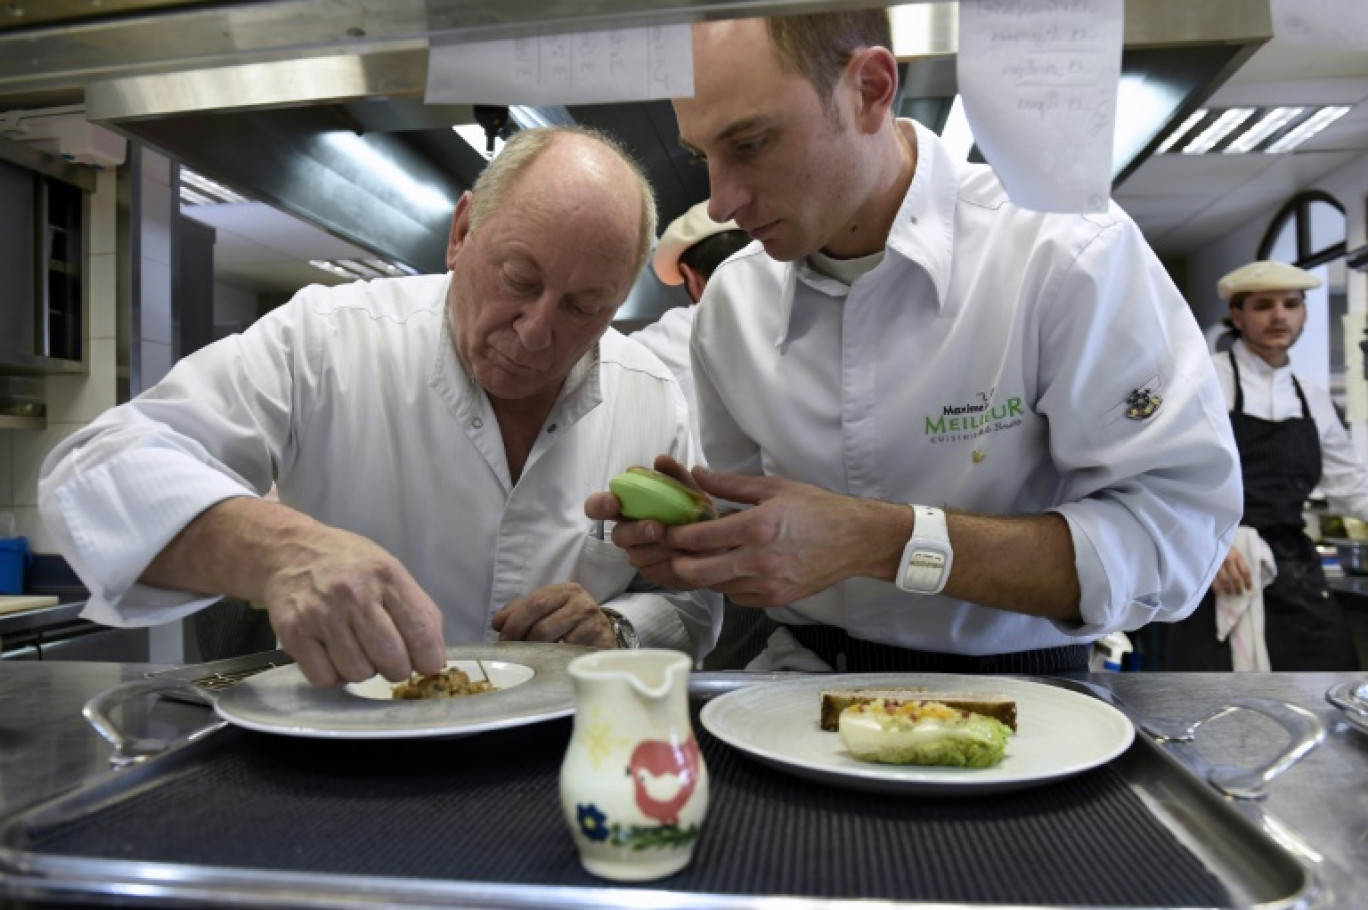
[631,305,701,455]
[1215,339,1368,520]
[39,274,722,658]
[690,119,1242,655]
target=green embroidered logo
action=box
[924,397,1025,436]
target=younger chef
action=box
[587,11,1242,673]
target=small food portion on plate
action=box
[391,666,497,700]
[608,466,715,525]
[820,689,1017,768]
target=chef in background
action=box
[633,201,769,669]
[1156,260,1364,670]
[38,126,721,688]
[633,200,750,449]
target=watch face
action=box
[908,552,945,571]
[899,544,950,594]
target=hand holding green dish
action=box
[608,466,715,526]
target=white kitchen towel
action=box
[745,626,833,672]
[1215,526,1276,671]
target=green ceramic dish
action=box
[609,467,712,526]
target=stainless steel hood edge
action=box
[57,0,1273,279]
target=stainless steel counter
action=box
[1,662,1365,907]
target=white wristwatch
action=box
[895,505,953,595]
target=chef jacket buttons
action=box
[472,417,483,428]
[548,423,558,434]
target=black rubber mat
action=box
[23,715,1229,906]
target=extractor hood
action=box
[0,0,1273,273]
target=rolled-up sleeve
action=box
[38,301,302,626]
[1035,219,1242,634]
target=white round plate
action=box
[700,673,1135,796]
[215,641,592,739]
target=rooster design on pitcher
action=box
[628,738,702,826]
[574,736,703,850]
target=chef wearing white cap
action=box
[633,202,762,669]
[1158,260,1364,670]
[632,201,751,440]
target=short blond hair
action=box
[468,126,658,279]
[766,11,893,102]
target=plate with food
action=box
[214,641,593,739]
[699,673,1134,795]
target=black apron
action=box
[1156,351,1359,670]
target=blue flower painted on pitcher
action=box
[577,803,610,842]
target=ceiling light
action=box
[178,186,217,207]
[508,106,575,130]
[1113,74,1187,175]
[335,259,386,279]
[1155,109,1207,154]
[1223,107,1305,154]
[453,123,503,160]
[1181,107,1255,154]
[310,258,418,281]
[179,166,248,205]
[939,95,974,161]
[364,258,417,276]
[1265,105,1351,153]
[309,259,354,279]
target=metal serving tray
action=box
[0,675,1323,909]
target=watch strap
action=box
[897,505,953,595]
[599,606,639,649]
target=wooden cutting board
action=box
[0,595,60,615]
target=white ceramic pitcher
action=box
[560,649,709,881]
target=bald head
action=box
[468,126,658,279]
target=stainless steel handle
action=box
[82,677,227,768]
[1325,680,1368,733]
[688,670,799,700]
[1143,696,1325,800]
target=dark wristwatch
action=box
[599,606,639,649]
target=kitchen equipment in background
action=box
[0,513,31,595]
[0,376,44,423]
[0,596,58,615]
[1335,541,1368,576]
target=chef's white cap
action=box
[652,201,740,286]
[1218,260,1321,302]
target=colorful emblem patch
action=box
[1124,388,1161,420]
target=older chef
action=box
[39,126,721,687]
[588,11,1242,673]
[1156,260,1364,670]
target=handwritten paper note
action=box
[1272,0,1368,50]
[426,25,693,106]
[957,0,1123,213]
